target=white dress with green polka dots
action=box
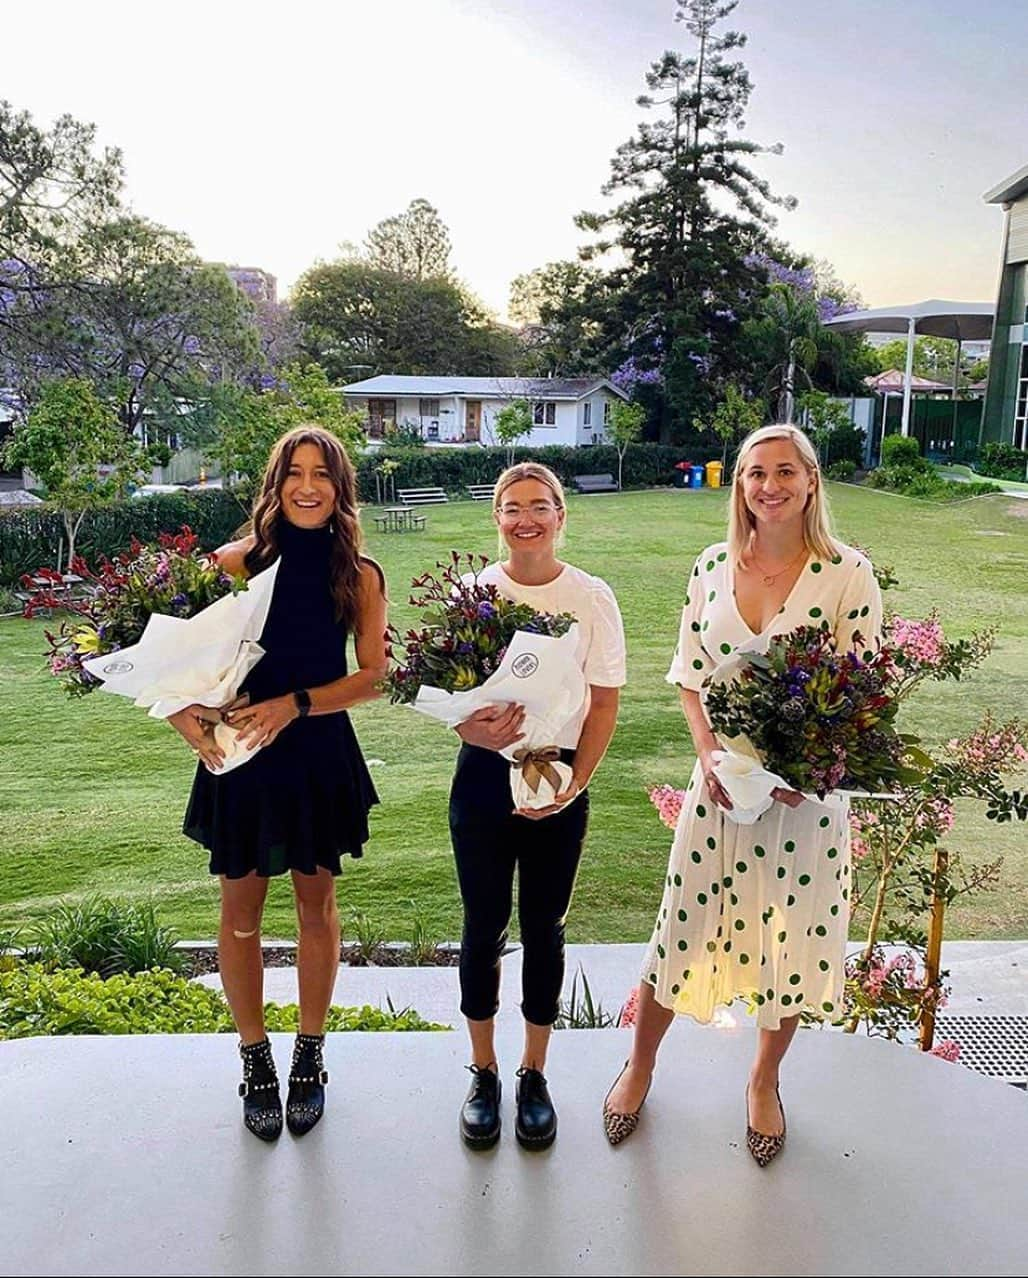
[642,540,883,1030]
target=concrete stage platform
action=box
[2,1020,1025,1276]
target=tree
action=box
[2,378,145,569]
[508,260,604,376]
[293,258,519,379]
[2,215,262,437]
[608,400,645,489]
[572,0,795,440]
[0,100,123,274]
[742,282,821,421]
[492,398,533,465]
[195,363,365,501]
[872,336,978,387]
[365,198,452,280]
[797,390,850,465]
[699,383,764,468]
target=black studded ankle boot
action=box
[287,1033,328,1136]
[238,1038,283,1142]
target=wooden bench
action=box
[466,484,495,501]
[396,487,449,505]
[571,473,619,494]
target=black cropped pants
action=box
[448,744,590,1026]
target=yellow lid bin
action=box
[705,460,724,489]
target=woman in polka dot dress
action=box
[603,424,883,1165]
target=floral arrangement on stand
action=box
[25,527,244,697]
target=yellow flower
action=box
[450,665,478,691]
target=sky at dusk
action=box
[5,0,1027,318]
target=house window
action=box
[1014,344,1028,451]
[603,400,611,425]
[367,398,397,438]
[419,398,440,417]
[532,401,557,426]
[583,402,591,426]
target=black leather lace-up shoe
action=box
[460,1064,501,1149]
[515,1066,556,1150]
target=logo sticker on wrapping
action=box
[102,660,134,674]
[512,653,539,678]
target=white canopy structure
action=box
[824,300,994,437]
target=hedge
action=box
[0,489,246,585]
[0,963,450,1038]
[355,440,723,501]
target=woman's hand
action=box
[698,747,733,811]
[167,704,225,771]
[771,787,805,809]
[455,703,525,752]
[515,776,582,821]
[224,694,298,750]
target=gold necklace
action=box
[750,546,806,587]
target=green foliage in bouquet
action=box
[384,552,575,704]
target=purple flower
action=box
[476,601,496,620]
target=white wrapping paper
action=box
[81,561,280,773]
[408,624,585,809]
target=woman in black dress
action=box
[168,425,388,1141]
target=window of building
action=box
[603,400,612,424]
[583,402,591,426]
[532,401,557,426]
[1015,344,1028,451]
[367,398,397,438]
[419,398,440,417]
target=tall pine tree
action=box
[575,0,793,440]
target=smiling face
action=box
[494,477,565,556]
[279,441,337,528]
[739,438,815,529]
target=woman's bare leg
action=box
[291,868,341,1035]
[747,1015,798,1135]
[218,872,270,1044]
[605,981,675,1112]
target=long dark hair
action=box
[245,425,377,635]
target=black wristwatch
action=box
[293,689,312,718]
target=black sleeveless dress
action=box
[183,519,379,878]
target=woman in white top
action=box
[452,462,627,1152]
[602,424,882,1166]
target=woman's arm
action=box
[227,561,389,749]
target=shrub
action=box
[977,441,1027,481]
[353,440,722,501]
[30,895,184,977]
[0,488,246,585]
[826,459,856,480]
[880,434,925,468]
[0,964,450,1039]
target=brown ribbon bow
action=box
[512,746,563,796]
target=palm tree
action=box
[747,283,821,422]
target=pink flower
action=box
[929,1039,961,1062]
[648,784,686,830]
[890,617,945,667]
[619,986,640,1028]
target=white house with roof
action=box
[339,376,628,448]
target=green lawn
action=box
[2,484,1026,942]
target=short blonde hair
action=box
[727,424,837,565]
[492,461,567,553]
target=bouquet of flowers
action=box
[702,624,928,823]
[384,553,582,810]
[29,527,280,773]
[30,528,245,697]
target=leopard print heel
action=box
[746,1084,786,1168]
[602,1061,652,1147]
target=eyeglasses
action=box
[497,502,561,518]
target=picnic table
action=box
[373,506,427,533]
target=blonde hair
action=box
[727,424,837,566]
[492,461,567,554]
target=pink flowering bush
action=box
[648,784,686,831]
